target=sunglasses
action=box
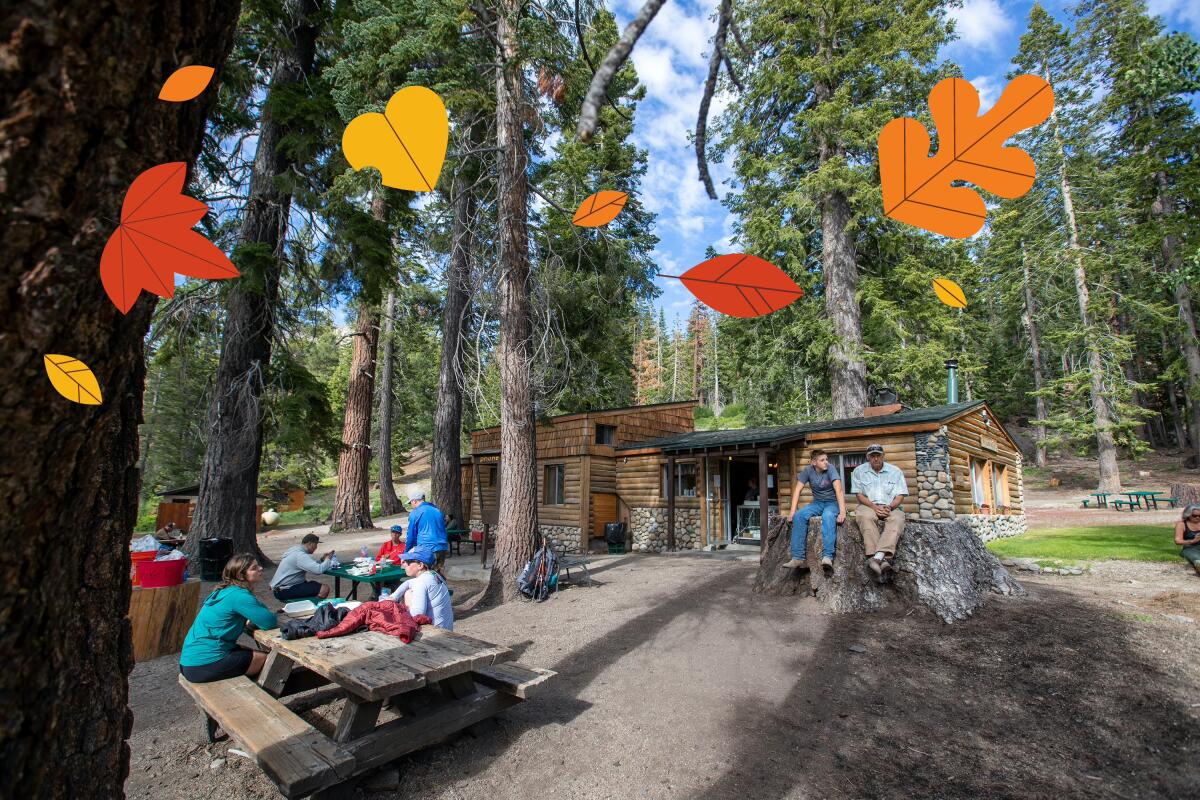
[1189,514,1200,519]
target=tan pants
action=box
[855,504,904,556]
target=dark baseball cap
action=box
[866,444,885,455]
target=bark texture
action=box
[376,289,402,516]
[331,303,381,531]
[0,2,239,796]
[188,0,323,561]
[430,171,475,526]
[754,516,1024,624]
[487,0,539,601]
[1021,246,1049,468]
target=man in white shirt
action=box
[850,444,909,581]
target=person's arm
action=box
[833,478,846,523]
[789,473,806,520]
[390,579,411,602]
[236,592,279,631]
[405,577,432,618]
[298,551,333,574]
[404,511,419,553]
[1176,522,1190,546]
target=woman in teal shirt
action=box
[180,553,278,682]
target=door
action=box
[592,492,618,539]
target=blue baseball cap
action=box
[390,525,404,533]
[402,545,436,566]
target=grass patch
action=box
[1114,611,1154,624]
[987,525,1179,563]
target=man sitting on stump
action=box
[782,449,846,574]
[851,443,910,581]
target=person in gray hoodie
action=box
[270,533,334,601]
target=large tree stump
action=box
[1169,483,1200,508]
[753,514,1024,623]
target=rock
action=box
[1000,558,1017,567]
[1021,563,1041,572]
[364,767,401,791]
[1164,614,1194,624]
[848,644,867,653]
[1042,567,1057,574]
[209,759,225,771]
[1067,568,1084,575]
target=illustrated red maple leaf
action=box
[99,162,238,314]
[677,254,803,318]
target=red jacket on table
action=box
[315,600,431,642]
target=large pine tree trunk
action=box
[487,0,539,601]
[1021,246,1049,467]
[187,0,323,561]
[754,517,1023,623]
[331,302,382,531]
[1162,329,1188,450]
[430,171,476,526]
[0,2,239,795]
[376,289,402,516]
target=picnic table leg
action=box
[334,695,382,743]
[334,575,341,597]
[257,650,294,697]
[438,673,500,737]
[348,580,359,601]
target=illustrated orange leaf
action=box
[44,355,103,405]
[99,162,238,314]
[158,65,215,102]
[932,278,967,308]
[879,75,1055,238]
[572,190,628,227]
[679,254,803,318]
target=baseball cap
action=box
[390,525,404,533]
[866,444,884,455]
[402,545,436,566]
[407,490,425,502]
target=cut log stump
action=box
[753,515,1023,623]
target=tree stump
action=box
[1169,483,1200,508]
[753,514,1024,623]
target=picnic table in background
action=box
[446,527,469,556]
[179,617,556,798]
[327,563,407,599]
[1125,490,1169,510]
[1089,492,1111,508]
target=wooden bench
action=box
[178,675,355,798]
[473,662,556,699]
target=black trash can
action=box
[604,522,627,553]
[198,537,232,581]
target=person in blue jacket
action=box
[404,491,448,571]
[180,553,278,683]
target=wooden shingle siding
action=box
[538,457,583,525]
[946,409,1024,514]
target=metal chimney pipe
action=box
[945,359,959,404]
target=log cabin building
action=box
[464,399,1026,554]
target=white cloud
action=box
[1149,0,1200,28]
[968,74,1002,109]
[948,0,1015,52]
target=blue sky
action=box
[608,0,1200,326]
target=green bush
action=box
[694,405,714,420]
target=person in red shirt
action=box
[377,525,406,564]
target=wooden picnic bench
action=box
[179,625,555,798]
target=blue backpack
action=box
[517,543,558,602]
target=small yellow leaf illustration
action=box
[572,190,629,227]
[44,355,103,405]
[342,86,448,191]
[158,65,215,102]
[932,278,967,309]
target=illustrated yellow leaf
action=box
[572,190,629,227]
[342,86,448,191]
[932,278,967,309]
[44,355,103,405]
[158,65,215,102]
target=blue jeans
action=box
[790,500,840,560]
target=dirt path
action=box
[127,553,1200,800]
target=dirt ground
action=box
[126,546,1200,800]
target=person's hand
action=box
[875,505,890,519]
[836,512,846,524]
[789,510,796,522]
[322,550,334,561]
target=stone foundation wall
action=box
[539,525,582,554]
[914,430,955,521]
[959,514,1027,542]
[629,506,701,551]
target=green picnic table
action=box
[1089,492,1111,508]
[1123,490,1168,511]
[327,563,407,599]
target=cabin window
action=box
[838,452,868,491]
[660,463,698,497]
[595,424,617,446]
[992,463,1009,508]
[970,458,987,507]
[544,465,565,505]
[970,457,1009,510]
[487,466,496,486]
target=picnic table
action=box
[179,622,555,798]
[1121,490,1169,511]
[326,563,407,600]
[1089,492,1111,508]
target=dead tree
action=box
[754,516,1024,623]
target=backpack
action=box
[517,542,558,602]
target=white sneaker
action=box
[821,556,834,571]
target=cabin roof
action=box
[617,401,991,453]
[157,484,270,499]
[469,399,697,434]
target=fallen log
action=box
[752,514,1023,623]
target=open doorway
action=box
[726,458,778,545]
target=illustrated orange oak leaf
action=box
[679,254,803,318]
[99,162,238,314]
[44,355,103,405]
[158,65,215,102]
[572,190,628,227]
[879,74,1055,238]
[342,86,448,191]
[932,278,968,308]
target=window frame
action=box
[660,462,698,498]
[595,424,617,446]
[543,464,566,506]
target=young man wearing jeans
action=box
[782,449,846,573]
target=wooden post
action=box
[473,455,488,566]
[758,449,769,557]
[666,456,676,551]
[698,456,708,548]
[579,455,591,552]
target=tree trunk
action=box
[331,301,381,531]
[1162,329,1187,450]
[754,516,1024,623]
[430,168,476,527]
[1021,246,1049,468]
[487,0,539,601]
[187,0,323,561]
[0,2,239,795]
[376,289,402,516]
[1051,100,1120,491]
[1154,170,1200,467]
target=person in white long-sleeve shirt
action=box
[270,533,334,601]
[388,545,453,630]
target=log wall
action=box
[616,454,702,510]
[946,410,1024,515]
[788,434,920,517]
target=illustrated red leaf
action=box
[99,162,238,314]
[679,254,803,318]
